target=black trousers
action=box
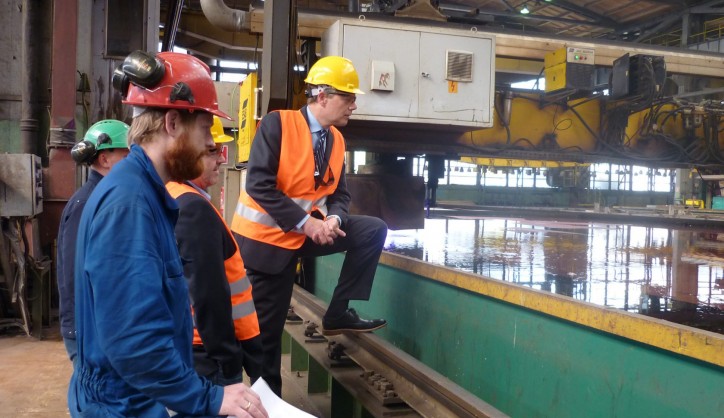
[246,214,387,396]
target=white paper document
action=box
[249,377,317,418]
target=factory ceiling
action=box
[165,0,724,62]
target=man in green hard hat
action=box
[57,119,130,364]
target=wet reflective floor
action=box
[384,215,724,334]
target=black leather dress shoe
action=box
[322,308,387,336]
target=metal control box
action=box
[544,47,595,93]
[323,19,495,129]
[0,154,43,216]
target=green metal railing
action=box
[646,17,724,49]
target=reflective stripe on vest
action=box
[166,181,260,343]
[230,109,344,249]
[234,196,328,229]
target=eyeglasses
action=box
[330,92,356,104]
[330,93,357,105]
[322,87,356,104]
[204,146,221,156]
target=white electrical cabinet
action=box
[0,154,43,217]
[323,19,495,129]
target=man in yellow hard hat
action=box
[230,56,388,396]
[167,116,263,387]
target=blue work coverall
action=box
[69,144,223,417]
[57,168,104,361]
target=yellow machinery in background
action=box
[236,72,258,163]
[544,47,595,93]
[236,71,308,163]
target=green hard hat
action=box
[72,119,129,164]
[85,119,129,151]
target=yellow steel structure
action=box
[459,95,600,152]
[460,157,586,168]
[236,72,258,163]
[455,94,721,161]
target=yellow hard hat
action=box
[211,116,234,143]
[304,56,365,95]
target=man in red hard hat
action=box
[70,51,268,418]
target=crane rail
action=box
[289,287,508,418]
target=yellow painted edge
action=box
[460,157,587,168]
[380,252,724,368]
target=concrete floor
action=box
[0,326,323,417]
[0,328,71,417]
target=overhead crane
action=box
[221,2,723,228]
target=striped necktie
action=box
[314,130,327,176]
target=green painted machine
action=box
[312,252,723,418]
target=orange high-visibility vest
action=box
[166,181,260,343]
[231,109,345,249]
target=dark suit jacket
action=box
[236,106,352,275]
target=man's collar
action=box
[305,106,324,133]
[186,180,211,200]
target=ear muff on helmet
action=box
[112,66,130,99]
[118,51,231,119]
[71,140,97,165]
[169,82,194,104]
[96,133,112,147]
[73,120,130,165]
[70,133,115,165]
[112,50,166,98]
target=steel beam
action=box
[261,0,295,114]
[248,11,724,77]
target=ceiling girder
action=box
[611,0,723,39]
[689,0,724,14]
[633,14,681,42]
[473,9,616,29]
[543,0,619,27]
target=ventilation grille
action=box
[446,50,473,82]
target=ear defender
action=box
[112,50,166,98]
[71,140,98,165]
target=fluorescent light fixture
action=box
[520,5,530,14]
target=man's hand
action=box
[302,216,346,245]
[218,383,269,418]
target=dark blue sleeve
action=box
[57,197,83,338]
[85,204,223,414]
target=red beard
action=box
[165,131,205,182]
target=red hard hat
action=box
[123,52,231,120]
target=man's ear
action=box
[164,109,183,137]
[94,151,112,171]
[317,91,327,107]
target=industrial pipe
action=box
[20,0,43,155]
[200,0,248,32]
[39,0,78,248]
